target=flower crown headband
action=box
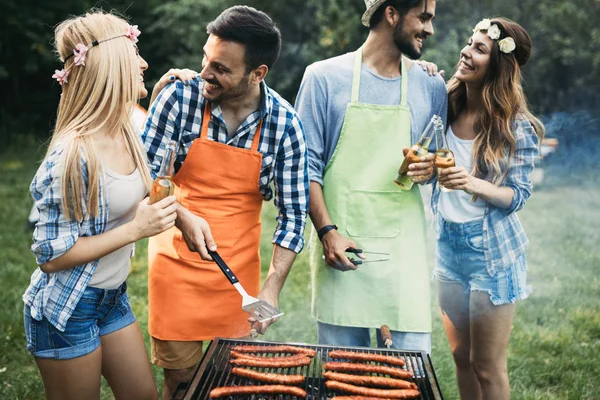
[472,19,516,54]
[52,24,141,86]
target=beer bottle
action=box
[394,115,442,190]
[149,141,176,204]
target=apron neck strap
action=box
[201,101,263,152]
[352,47,408,106]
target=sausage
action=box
[231,345,317,357]
[326,380,420,399]
[380,325,393,348]
[324,362,413,380]
[328,350,405,367]
[230,356,312,368]
[231,368,305,385]
[323,372,417,390]
[209,384,307,398]
[230,350,308,362]
[333,397,401,400]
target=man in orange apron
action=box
[141,6,309,398]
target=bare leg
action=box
[470,291,515,400]
[163,364,199,400]
[101,322,158,400]
[438,281,482,400]
[36,347,102,400]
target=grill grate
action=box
[180,338,443,400]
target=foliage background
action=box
[1,0,599,144]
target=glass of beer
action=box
[434,127,455,192]
[149,141,176,204]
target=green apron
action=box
[309,49,431,332]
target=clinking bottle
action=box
[394,114,442,190]
[149,141,176,204]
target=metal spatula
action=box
[208,250,284,323]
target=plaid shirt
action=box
[142,80,309,253]
[431,115,540,275]
[23,146,110,331]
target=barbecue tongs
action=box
[209,250,284,323]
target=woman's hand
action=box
[414,60,445,77]
[128,195,178,240]
[438,166,480,194]
[150,68,200,104]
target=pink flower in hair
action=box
[73,43,88,67]
[124,24,141,43]
[52,69,70,86]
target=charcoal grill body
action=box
[175,338,443,400]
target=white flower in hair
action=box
[487,24,501,40]
[498,37,516,53]
[473,18,491,33]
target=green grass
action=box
[1,148,599,399]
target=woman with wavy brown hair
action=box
[431,18,544,400]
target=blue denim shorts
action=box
[433,218,531,305]
[24,282,136,360]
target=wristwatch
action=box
[318,224,338,241]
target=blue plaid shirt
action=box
[431,115,540,275]
[23,146,110,331]
[142,80,309,253]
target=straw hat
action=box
[362,0,388,27]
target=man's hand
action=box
[176,205,216,260]
[404,148,435,184]
[321,230,364,271]
[247,246,296,337]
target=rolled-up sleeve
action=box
[30,149,80,265]
[503,118,540,214]
[295,65,328,186]
[272,115,309,253]
[142,83,182,179]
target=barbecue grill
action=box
[174,338,443,400]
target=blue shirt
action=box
[294,51,448,185]
[23,146,111,331]
[142,80,309,253]
[431,115,540,274]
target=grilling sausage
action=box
[324,372,417,390]
[324,362,413,379]
[328,350,405,367]
[230,356,312,368]
[209,384,307,398]
[326,381,420,399]
[230,350,308,362]
[231,345,317,357]
[333,397,404,400]
[231,368,305,385]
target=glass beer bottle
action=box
[394,115,441,190]
[149,141,176,204]
[434,126,455,192]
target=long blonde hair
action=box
[447,17,545,185]
[48,11,152,220]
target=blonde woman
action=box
[23,12,176,399]
[431,18,545,400]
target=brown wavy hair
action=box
[446,17,545,185]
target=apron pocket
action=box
[346,189,402,238]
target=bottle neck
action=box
[158,148,175,177]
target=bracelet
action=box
[318,224,338,241]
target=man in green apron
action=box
[295,0,447,352]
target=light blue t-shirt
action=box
[295,51,448,185]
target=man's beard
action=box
[204,74,251,101]
[393,26,423,59]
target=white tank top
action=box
[439,126,486,223]
[88,167,146,289]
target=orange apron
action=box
[148,104,264,341]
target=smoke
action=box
[539,111,600,186]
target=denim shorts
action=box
[24,282,136,360]
[433,218,531,305]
